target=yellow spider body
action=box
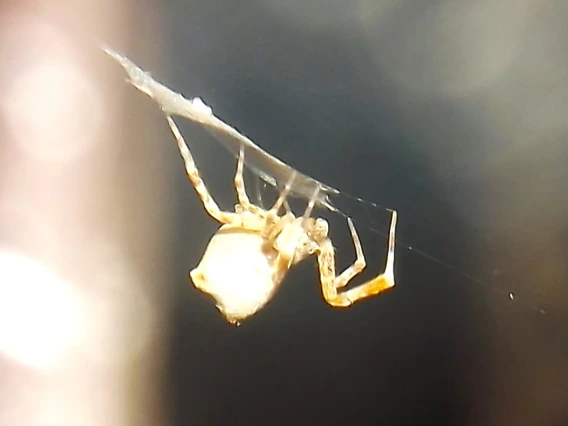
[102,46,398,324]
[191,213,328,323]
[191,225,279,322]
[165,115,397,324]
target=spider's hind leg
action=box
[317,210,398,307]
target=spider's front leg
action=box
[165,115,243,226]
[233,143,261,214]
[317,210,397,307]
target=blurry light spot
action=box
[0,201,62,263]
[75,279,154,367]
[364,0,529,97]
[2,63,104,162]
[72,239,155,367]
[0,13,105,162]
[509,292,515,300]
[0,251,79,369]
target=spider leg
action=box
[269,172,297,214]
[253,180,291,214]
[302,186,320,224]
[317,210,397,307]
[275,187,293,215]
[260,176,297,241]
[234,143,260,213]
[253,173,266,208]
[165,115,243,225]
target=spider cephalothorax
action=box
[165,114,397,324]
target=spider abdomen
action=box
[190,225,281,323]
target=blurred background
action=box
[0,0,567,425]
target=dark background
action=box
[2,1,565,425]
[111,1,568,425]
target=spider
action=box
[164,114,398,324]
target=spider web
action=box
[103,45,549,319]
